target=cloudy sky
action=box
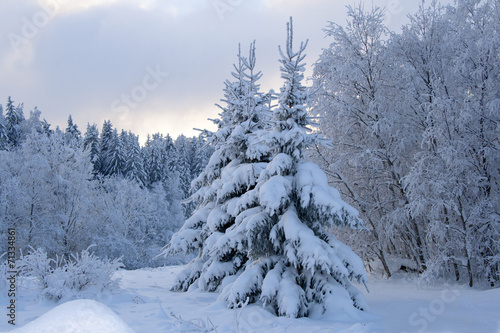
[1,0,426,143]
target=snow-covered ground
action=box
[2,265,499,333]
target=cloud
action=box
[0,0,434,143]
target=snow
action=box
[295,161,362,228]
[276,267,307,318]
[277,207,341,275]
[6,299,134,333]
[206,207,230,232]
[258,175,292,216]
[2,266,500,333]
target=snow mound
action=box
[8,299,134,333]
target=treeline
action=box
[0,97,212,268]
[311,1,499,286]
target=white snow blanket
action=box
[8,299,134,333]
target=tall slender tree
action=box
[4,97,25,149]
[0,105,7,150]
[65,115,82,147]
[83,123,101,176]
[123,131,146,186]
[105,129,125,176]
[99,120,114,176]
[164,41,270,294]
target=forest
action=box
[0,0,498,319]
[0,99,213,269]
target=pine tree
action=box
[83,123,101,176]
[4,97,25,149]
[0,105,7,150]
[65,115,82,147]
[41,119,52,137]
[214,18,368,318]
[163,134,178,178]
[99,120,114,176]
[164,42,271,294]
[123,131,146,185]
[175,135,193,215]
[190,135,213,181]
[186,135,213,215]
[105,129,125,177]
[165,19,368,318]
[142,133,169,185]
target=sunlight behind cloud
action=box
[36,0,206,17]
[36,0,121,15]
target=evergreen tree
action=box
[99,120,114,176]
[166,19,367,319]
[105,129,125,177]
[142,133,169,185]
[4,97,25,149]
[164,134,178,177]
[175,135,193,212]
[217,18,367,318]
[164,42,270,296]
[190,135,213,182]
[83,123,101,176]
[41,118,52,137]
[123,131,146,185]
[186,135,214,215]
[65,115,82,147]
[0,105,7,150]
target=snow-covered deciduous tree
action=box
[310,1,499,287]
[402,0,500,287]
[17,247,123,301]
[0,130,96,257]
[310,4,422,277]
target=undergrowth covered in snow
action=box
[15,247,122,301]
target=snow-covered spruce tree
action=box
[104,128,125,177]
[83,123,101,176]
[99,120,114,176]
[164,42,271,293]
[4,97,26,149]
[165,20,367,319]
[0,105,8,151]
[65,115,82,147]
[215,18,368,318]
[142,133,171,186]
[175,134,194,215]
[123,131,146,186]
